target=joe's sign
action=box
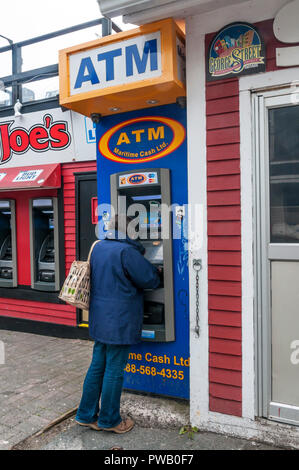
[0,114,71,165]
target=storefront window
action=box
[0,86,12,107]
[22,76,59,103]
[269,105,299,243]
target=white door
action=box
[256,90,299,425]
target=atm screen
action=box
[131,195,161,231]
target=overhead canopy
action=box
[0,164,61,191]
[97,0,250,24]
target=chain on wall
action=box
[192,258,202,338]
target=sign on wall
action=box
[0,108,96,168]
[98,116,185,164]
[207,22,266,81]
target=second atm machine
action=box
[110,168,174,342]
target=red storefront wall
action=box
[0,160,97,326]
[206,19,299,416]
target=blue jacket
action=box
[88,232,160,345]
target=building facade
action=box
[96,0,299,447]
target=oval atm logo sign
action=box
[128,174,146,184]
[98,116,185,163]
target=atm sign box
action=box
[59,19,186,117]
[119,172,158,187]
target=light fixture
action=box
[14,99,22,118]
[109,106,120,112]
[146,99,159,104]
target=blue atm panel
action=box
[96,103,189,399]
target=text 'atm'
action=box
[0,200,17,287]
[110,168,175,342]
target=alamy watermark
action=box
[290,340,299,365]
[94,197,204,253]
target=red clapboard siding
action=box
[207,143,240,161]
[207,190,240,206]
[210,383,242,402]
[0,298,76,326]
[209,280,241,297]
[208,251,241,266]
[206,27,242,416]
[210,397,242,417]
[0,160,97,327]
[206,80,239,100]
[209,367,242,387]
[208,221,241,236]
[207,112,239,130]
[208,236,241,251]
[209,310,242,327]
[62,161,97,280]
[210,353,242,371]
[208,205,241,221]
[208,266,241,281]
[206,127,240,146]
[209,295,241,312]
[209,339,242,356]
[208,159,240,176]
[208,174,240,191]
[209,325,242,341]
[206,96,239,115]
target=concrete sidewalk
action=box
[0,328,281,451]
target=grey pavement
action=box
[0,328,93,450]
[25,417,281,451]
[0,328,282,451]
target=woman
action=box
[75,217,160,433]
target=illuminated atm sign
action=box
[99,116,185,164]
[70,32,161,95]
[59,19,186,117]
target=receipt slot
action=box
[110,168,175,342]
[29,198,60,291]
[0,200,17,287]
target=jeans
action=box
[76,341,130,428]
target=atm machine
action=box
[96,103,189,399]
[110,168,174,342]
[29,197,60,291]
[0,200,17,287]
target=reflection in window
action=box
[269,105,299,243]
[0,51,12,77]
[0,86,12,107]
[22,76,59,102]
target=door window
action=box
[269,106,299,243]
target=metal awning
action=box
[0,164,61,191]
[97,0,250,24]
